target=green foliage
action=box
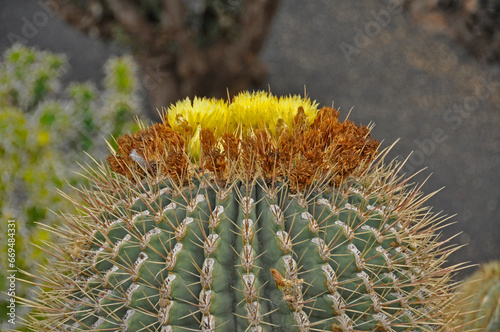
[0,44,141,330]
[0,45,65,110]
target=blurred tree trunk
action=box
[50,0,280,111]
[403,0,500,62]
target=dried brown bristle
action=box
[107,106,378,190]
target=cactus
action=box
[22,91,460,331]
[454,261,500,331]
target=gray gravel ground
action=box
[1,0,499,279]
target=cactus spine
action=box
[22,91,460,331]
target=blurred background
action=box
[0,0,499,330]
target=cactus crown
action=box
[106,91,378,191]
[22,91,461,332]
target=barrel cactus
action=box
[22,91,460,331]
[454,261,500,331]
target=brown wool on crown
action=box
[106,123,188,180]
[107,106,379,190]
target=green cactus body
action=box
[23,92,458,331]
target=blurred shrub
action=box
[0,44,141,330]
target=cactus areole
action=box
[25,91,459,331]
